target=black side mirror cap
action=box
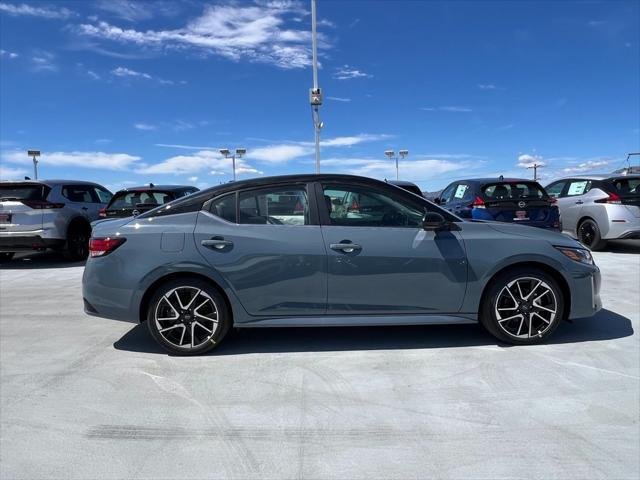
[422,211,449,231]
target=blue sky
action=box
[0,0,638,192]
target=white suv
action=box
[0,180,112,262]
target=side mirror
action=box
[422,211,448,231]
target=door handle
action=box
[575,200,584,205]
[330,242,362,253]
[201,237,233,250]
[81,207,88,210]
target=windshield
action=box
[481,182,547,200]
[0,184,50,201]
[108,190,175,209]
[609,177,640,196]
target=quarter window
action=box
[322,185,423,228]
[209,193,237,223]
[238,186,309,225]
[94,187,112,203]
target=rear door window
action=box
[482,182,547,200]
[453,183,470,200]
[209,193,237,223]
[238,186,309,225]
[62,185,96,203]
[545,181,566,199]
[565,180,591,197]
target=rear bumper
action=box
[0,235,65,252]
[616,230,640,240]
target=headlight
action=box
[555,246,594,265]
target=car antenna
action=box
[149,182,155,188]
[499,175,504,181]
[24,176,31,180]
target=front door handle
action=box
[81,207,88,210]
[575,200,584,205]
[330,242,362,253]
[201,237,233,250]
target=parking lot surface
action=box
[1,242,639,479]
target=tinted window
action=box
[609,177,640,195]
[481,182,547,200]
[0,184,50,201]
[210,193,236,223]
[94,187,112,203]
[109,191,174,209]
[238,186,309,225]
[565,180,591,197]
[62,185,96,203]
[323,185,423,228]
[545,181,565,199]
[440,183,456,203]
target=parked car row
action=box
[0,180,199,262]
[388,173,640,251]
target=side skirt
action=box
[237,314,478,328]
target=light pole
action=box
[527,162,544,181]
[309,0,322,173]
[219,148,246,182]
[384,149,409,180]
[27,150,40,179]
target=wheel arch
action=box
[138,272,233,325]
[479,261,571,321]
[67,215,92,236]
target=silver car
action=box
[545,174,640,250]
[83,174,601,356]
[0,180,112,262]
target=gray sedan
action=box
[82,174,601,355]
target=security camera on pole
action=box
[310,0,322,174]
[219,148,246,182]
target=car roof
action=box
[550,174,640,181]
[455,177,536,184]
[386,180,420,187]
[0,179,104,187]
[115,185,197,193]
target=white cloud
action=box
[136,150,261,175]
[327,96,351,102]
[517,154,546,168]
[95,0,176,22]
[562,159,610,174]
[318,133,390,147]
[477,83,497,90]
[156,143,217,150]
[0,49,18,59]
[173,120,195,131]
[31,51,57,72]
[421,106,473,112]
[0,165,28,180]
[320,157,471,180]
[86,70,101,80]
[0,2,75,19]
[2,150,142,170]
[112,66,152,79]
[333,65,372,80]
[188,176,199,182]
[248,144,312,163]
[134,123,157,131]
[76,2,318,69]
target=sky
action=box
[0,0,638,193]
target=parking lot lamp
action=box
[27,150,40,179]
[219,148,246,182]
[385,149,409,180]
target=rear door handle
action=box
[201,237,233,250]
[575,200,584,205]
[81,207,88,210]
[330,242,362,253]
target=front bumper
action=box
[0,235,65,252]
[566,265,602,319]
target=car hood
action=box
[484,222,583,248]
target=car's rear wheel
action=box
[146,278,231,355]
[480,267,564,345]
[65,222,90,261]
[0,252,14,263]
[577,218,606,251]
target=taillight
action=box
[89,237,126,257]
[469,196,486,209]
[548,196,558,204]
[99,207,107,218]
[595,192,622,204]
[21,199,65,209]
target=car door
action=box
[61,184,95,220]
[318,182,468,315]
[194,183,327,317]
[449,182,473,218]
[560,179,592,235]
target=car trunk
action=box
[480,182,552,224]
[607,176,640,218]
[0,184,51,233]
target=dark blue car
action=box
[435,177,561,230]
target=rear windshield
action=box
[0,184,50,201]
[108,190,176,209]
[609,177,640,196]
[481,182,547,200]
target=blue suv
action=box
[435,177,561,231]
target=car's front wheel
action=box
[480,267,565,345]
[146,278,231,355]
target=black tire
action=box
[480,267,565,345]
[577,218,606,251]
[64,222,90,261]
[0,252,15,263]
[146,278,231,355]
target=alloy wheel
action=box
[579,221,596,248]
[494,277,558,339]
[154,286,219,349]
